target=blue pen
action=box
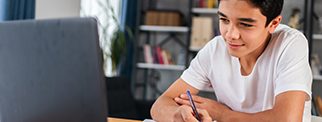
[187,91,201,122]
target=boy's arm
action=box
[150,78,200,122]
[176,90,307,122]
[228,91,306,122]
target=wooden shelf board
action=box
[137,63,186,70]
[140,25,189,32]
[192,8,219,14]
[313,34,322,40]
[313,75,322,80]
[189,46,202,52]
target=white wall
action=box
[35,0,81,19]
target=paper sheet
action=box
[142,119,157,122]
[142,119,217,122]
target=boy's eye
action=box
[219,18,229,22]
[240,23,253,27]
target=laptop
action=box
[0,18,108,122]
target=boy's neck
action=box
[239,34,272,76]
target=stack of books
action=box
[197,0,217,8]
[143,44,174,65]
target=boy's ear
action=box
[268,15,282,34]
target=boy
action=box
[150,0,312,122]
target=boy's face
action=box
[218,0,276,59]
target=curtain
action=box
[80,0,121,76]
[119,0,138,78]
[0,0,35,21]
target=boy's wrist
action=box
[217,108,234,122]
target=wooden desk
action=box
[108,117,142,122]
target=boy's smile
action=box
[228,43,245,50]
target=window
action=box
[80,0,122,76]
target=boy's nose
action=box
[226,25,240,40]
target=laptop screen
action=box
[0,18,107,122]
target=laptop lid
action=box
[0,18,107,122]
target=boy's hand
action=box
[172,105,212,122]
[174,94,231,121]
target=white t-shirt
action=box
[181,24,312,122]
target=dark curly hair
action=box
[218,0,284,27]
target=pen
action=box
[187,90,201,122]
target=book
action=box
[213,0,217,8]
[151,46,159,64]
[198,0,217,8]
[313,96,322,116]
[190,17,213,50]
[165,51,174,65]
[159,12,168,26]
[198,0,205,8]
[207,0,214,8]
[145,11,159,25]
[311,54,322,75]
[156,46,164,64]
[313,99,318,116]
[143,44,153,64]
[177,49,185,66]
[161,50,169,65]
[317,97,322,116]
[145,11,183,26]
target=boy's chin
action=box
[228,50,243,58]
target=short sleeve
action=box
[180,38,221,90]
[274,33,312,101]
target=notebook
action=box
[0,18,107,122]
